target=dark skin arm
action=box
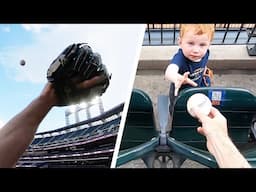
[0,75,105,168]
[0,83,56,167]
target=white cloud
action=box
[21,24,53,33]
[1,25,11,32]
[9,24,146,133]
[2,24,146,85]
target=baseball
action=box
[20,59,26,66]
[187,93,212,118]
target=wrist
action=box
[206,132,230,145]
[38,84,57,107]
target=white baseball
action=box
[187,93,212,118]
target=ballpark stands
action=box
[16,103,124,168]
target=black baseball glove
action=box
[47,43,111,106]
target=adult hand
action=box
[193,106,251,168]
[193,106,228,154]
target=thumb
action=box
[192,106,209,122]
[197,126,205,136]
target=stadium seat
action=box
[165,87,256,167]
[116,89,158,166]
[119,88,158,150]
[116,87,256,168]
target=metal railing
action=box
[144,23,256,56]
[144,23,256,46]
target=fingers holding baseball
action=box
[197,126,205,136]
[193,107,212,136]
[195,106,222,119]
[208,106,221,118]
[193,106,220,125]
[192,106,211,121]
[195,106,228,139]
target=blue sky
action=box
[0,24,146,133]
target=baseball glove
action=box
[47,43,111,106]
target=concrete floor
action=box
[117,69,256,168]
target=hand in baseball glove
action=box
[47,43,111,106]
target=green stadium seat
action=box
[117,87,256,168]
[168,87,256,167]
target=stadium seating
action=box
[16,103,123,168]
[116,87,256,168]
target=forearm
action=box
[0,92,54,167]
[208,135,251,168]
[164,64,179,83]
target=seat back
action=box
[170,87,256,150]
[119,88,158,150]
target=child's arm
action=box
[164,64,179,82]
[165,64,197,96]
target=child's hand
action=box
[174,72,197,96]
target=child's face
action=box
[178,30,211,62]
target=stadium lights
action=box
[65,96,104,126]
